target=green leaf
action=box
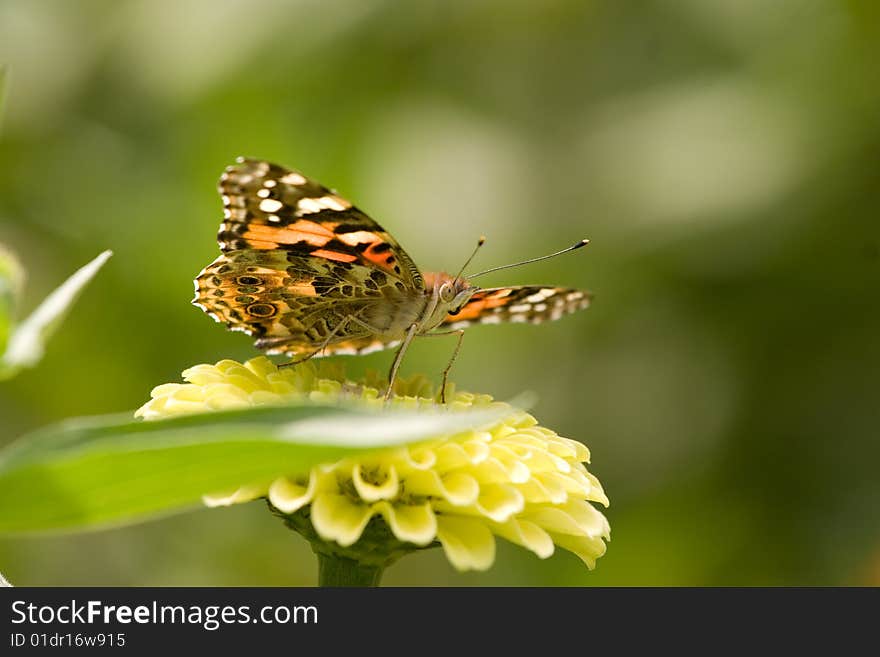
[0,243,24,356]
[0,402,512,534]
[0,250,112,380]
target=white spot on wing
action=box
[323,195,351,211]
[338,230,377,246]
[525,288,556,303]
[281,172,307,185]
[259,198,284,213]
[298,195,352,214]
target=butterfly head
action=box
[424,272,479,322]
[440,275,479,312]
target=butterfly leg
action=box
[417,329,465,403]
[439,330,465,404]
[343,315,419,401]
[385,323,420,401]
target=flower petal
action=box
[461,438,490,464]
[404,470,479,506]
[436,515,496,571]
[401,444,437,470]
[470,456,529,485]
[514,477,555,504]
[491,518,555,559]
[522,501,610,539]
[203,483,266,507]
[376,501,437,545]
[533,472,569,504]
[432,442,472,471]
[268,473,316,514]
[310,493,373,547]
[558,499,611,538]
[475,483,524,522]
[549,532,608,569]
[244,356,278,378]
[352,463,399,502]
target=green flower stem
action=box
[318,553,384,587]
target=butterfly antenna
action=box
[454,235,486,284]
[467,239,589,280]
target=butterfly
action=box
[193,157,592,400]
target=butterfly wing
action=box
[193,158,423,356]
[440,286,592,329]
[216,157,423,287]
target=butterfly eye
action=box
[439,283,455,303]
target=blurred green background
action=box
[1,0,878,586]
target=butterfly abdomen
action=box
[360,288,430,339]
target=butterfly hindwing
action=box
[441,286,592,329]
[193,249,385,353]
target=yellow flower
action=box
[136,357,610,572]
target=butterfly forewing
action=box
[216,158,423,287]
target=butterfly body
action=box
[193,158,591,394]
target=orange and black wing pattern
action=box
[193,158,422,356]
[215,157,423,287]
[441,286,591,329]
